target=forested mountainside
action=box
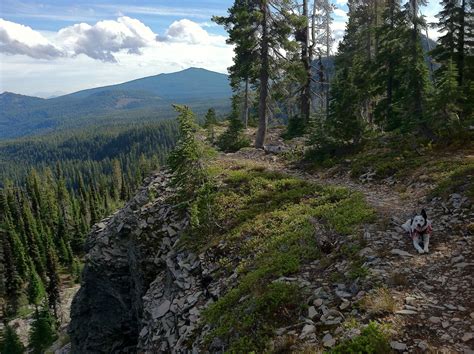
[0,121,178,184]
[0,120,179,349]
[0,68,231,140]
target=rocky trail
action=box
[225,145,474,353]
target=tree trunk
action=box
[300,0,311,124]
[411,0,424,121]
[325,7,331,121]
[457,0,465,87]
[256,1,269,149]
[386,0,394,123]
[244,77,249,128]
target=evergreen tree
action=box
[374,0,406,130]
[168,105,214,204]
[69,257,82,284]
[430,59,463,135]
[111,159,123,201]
[2,227,24,316]
[215,0,299,148]
[55,215,72,266]
[431,0,473,119]
[27,268,45,309]
[203,108,218,144]
[311,0,335,120]
[213,0,260,129]
[21,203,45,278]
[5,224,29,279]
[397,0,433,133]
[431,0,459,67]
[1,325,25,354]
[29,306,57,354]
[326,0,373,146]
[45,248,61,319]
[217,96,251,152]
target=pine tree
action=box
[27,268,45,309]
[213,0,260,129]
[21,203,45,278]
[430,59,463,135]
[5,224,29,279]
[203,108,218,144]
[326,0,373,146]
[0,228,6,317]
[2,227,24,316]
[374,0,406,130]
[29,306,57,354]
[111,159,123,201]
[217,96,251,152]
[215,0,299,148]
[45,248,61,319]
[431,0,473,120]
[69,257,82,283]
[55,215,72,266]
[431,0,459,66]
[1,325,25,354]
[311,0,335,120]
[397,0,433,134]
[168,105,214,204]
[299,0,312,124]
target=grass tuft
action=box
[360,288,396,315]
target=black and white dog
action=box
[401,209,433,254]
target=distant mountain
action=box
[66,67,232,101]
[0,92,44,111]
[0,67,232,140]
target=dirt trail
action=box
[223,147,474,353]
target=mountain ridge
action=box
[0,67,232,140]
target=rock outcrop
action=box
[70,172,182,352]
[69,171,223,353]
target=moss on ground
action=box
[431,162,474,201]
[327,321,391,354]
[302,133,474,202]
[189,160,374,352]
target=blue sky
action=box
[0,0,439,97]
[1,0,233,34]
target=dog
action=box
[401,209,432,254]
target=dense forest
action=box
[214,0,472,151]
[0,121,180,351]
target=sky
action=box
[0,0,441,97]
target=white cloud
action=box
[0,42,234,96]
[0,18,233,96]
[159,19,226,45]
[333,8,348,18]
[56,16,157,62]
[0,18,63,59]
[0,17,227,64]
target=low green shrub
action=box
[328,321,391,354]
